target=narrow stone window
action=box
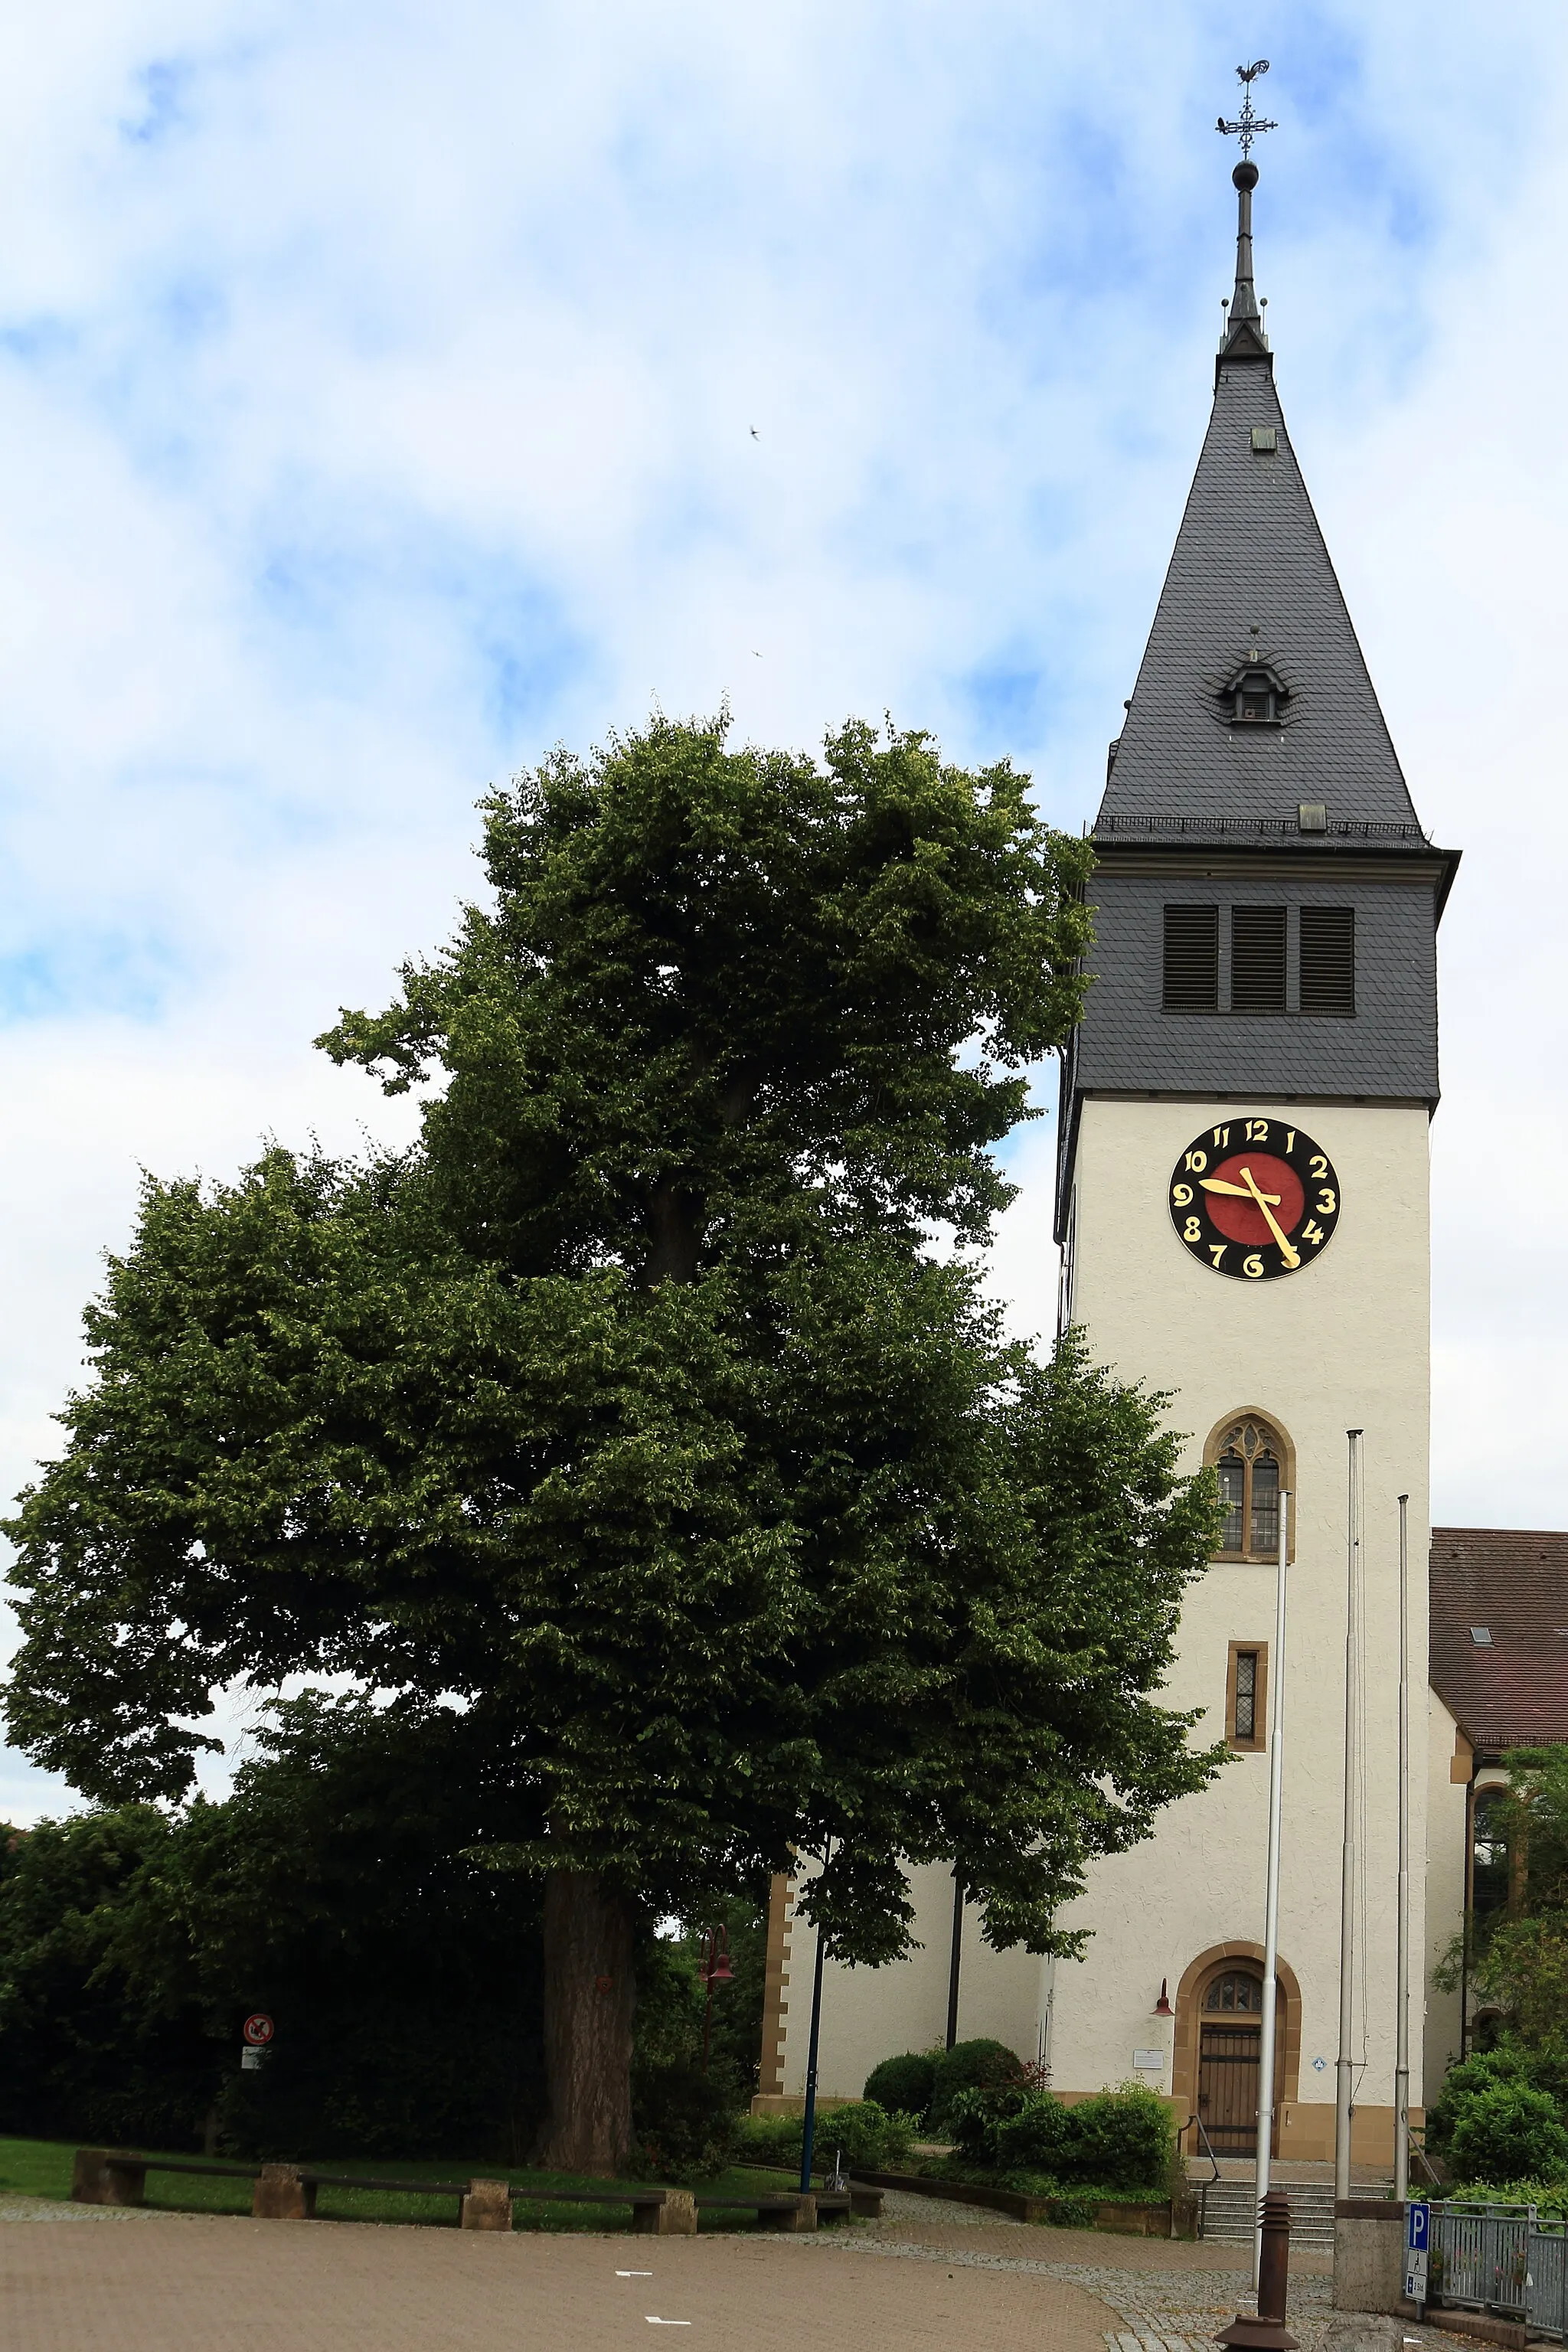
[1227,1646,1267,1749]
[1300,905,1356,1016]
[1163,904,1220,1011]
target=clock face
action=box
[1168,1116,1341,1280]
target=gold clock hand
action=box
[1200,1177,1282,1204]
[1237,1164,1300,1269]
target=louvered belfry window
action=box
[1230,906,1287,1012]
[1300,906,1356,1016]
[1163,904,1220,1011]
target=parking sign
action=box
[1404,2201,1429,2303]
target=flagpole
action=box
[1393,1492,1412,2204]
[1253,1486,1290,2287]
[1334,1431,1363,2204]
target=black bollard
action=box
[1215,2190,1298,2352]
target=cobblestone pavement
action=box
[803,2190,1455,2352]
[0,2204,1120,2352]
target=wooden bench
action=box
[70,2153,884,2233]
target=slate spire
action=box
[1094,152,1427,845]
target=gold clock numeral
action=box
[1245,1119,1269,1142]
[1185,1149,1208,1173]
[1285,1129,1295,1154]
[1309,1153,1328,1178]
[1317,1187,1337,1214]
[1211,1125,1231,1147]
[1171,1183,1194,1207]
[1207,1243,1227,1268]
[1243,1253,1265,1279]
[1301,1219,1326,1246]
[1183,1216,1202,1243]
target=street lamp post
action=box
[697,1926,733,2074]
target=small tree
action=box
[4,716,1220,2171]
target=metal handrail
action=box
[1184,2113,1223,2184]
[1182,2112,1221,2239]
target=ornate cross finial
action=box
[1217,60,1278,161]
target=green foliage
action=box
[862,2050,938,2122]
[1446,2180,1568,2216]
[928,2038,1021,2134]
[1426,2042,1563,2161]
[1449,2082,1568,2187]
[945,2079,1174,2196]
[2,714,1221,2156]
[733,2099,916,2176]
[629,2062,740,2182]
[0,1809,217,2148]
[0,1696,547,2159]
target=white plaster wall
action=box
[1048,1097,1431,2126]
[776,1096,1433,2132]
[1424,1692,1468,2107]
[779,1862,1043,2101]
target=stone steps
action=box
[1197,2177,1387,2249]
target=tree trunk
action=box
[537,1870,638,2174]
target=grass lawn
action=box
[0,2135,799,2231]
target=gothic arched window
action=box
[1204,1412,1293,1564]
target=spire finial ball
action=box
[1233,160,1259,191]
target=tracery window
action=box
[1204,1970,1263,2014]
[1210,1414,1288,1562]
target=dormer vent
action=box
[1223,657,1287,726]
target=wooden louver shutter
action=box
[1300,905,1356,1016]
[1162,904,1220,1011]
[1230,906,1287,1012]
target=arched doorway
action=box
[1197,1968,1268,2154]
[1171,1942,1301,2158]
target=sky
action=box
[2,0,1565,1823]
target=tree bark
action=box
[537,1870,638,2174]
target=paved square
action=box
[0,2206,1120,2352]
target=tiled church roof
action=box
[1429,1528,1568,1752]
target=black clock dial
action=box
[1168,1117,1341,1280]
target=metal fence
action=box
[1426,2200,1568,2341]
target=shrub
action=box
[1449,2083,1568,2187]
[733,2099,916,2176]
[942,2079,1174,2194]
[1427,2043,1543,2160]
[630,2063,740,2182]
[1061,2084,1175,2194]
[863,2052,938,2122]
[928,2039,1022,2135]
[993,2092,1073,2173]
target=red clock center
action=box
[1204,1152,1305,1248]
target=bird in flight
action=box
[750,427,759,439]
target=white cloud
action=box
[2,0,1565,1816]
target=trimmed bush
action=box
[993,2092,1073,2172]
[1449,2083,1568,2187]
[1060,2085,1174,2193]
[863,2052,938,2122]
[928,2039,1022,2135]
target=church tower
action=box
[760,132,1459,2168]
[1047,145,1458,2161]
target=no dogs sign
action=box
[242,2013,275,2047]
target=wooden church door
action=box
[1197,1968,1268,2155]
